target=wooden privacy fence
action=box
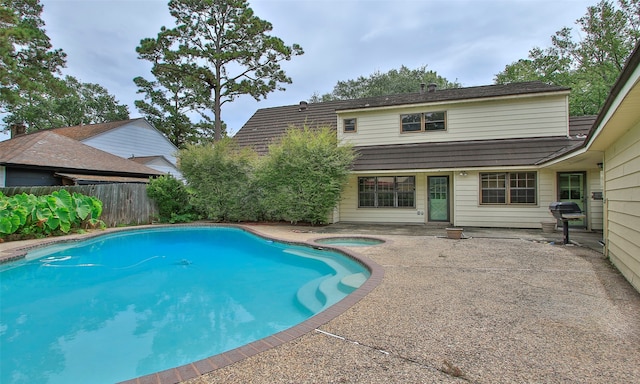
[1,184,159,227]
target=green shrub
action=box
[256,126,356,224]
[179,126,356,225]
[179,138,261,222]
[146,174,198,223]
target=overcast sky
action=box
[3,0,595,141]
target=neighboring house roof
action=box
[0,130,164,177]
[129,155,172,165]
[49,118,145,141]
[54,173,151,184]
[352,136,585,171]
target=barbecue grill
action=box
[549,202,585,244]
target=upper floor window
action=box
[358,176,415,208]
[401,111,446,133]
[343,118,357,133]
[480,172,537,205]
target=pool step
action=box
[340,272,368,291]
[286,248,368,314]
[296,275,327,314]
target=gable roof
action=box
[50,118,147,141]
[234,81,586,158]
[0,130,164,177]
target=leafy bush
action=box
[146,174,198,223]
[178,126,356,225]
[0,190,105,239]
[179,138,261,222]
[256,126,356,224]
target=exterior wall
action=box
[337,168,601,229]
[0,165,5,187]
[5,168,60,186]
[338,95,568,147]
[338,173,426,224]
[82,120,179,165]
[453,169,558,228]
[604,120,640,292]
[143,158,184,180]
[586,169,604,231]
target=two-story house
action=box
[235,81,602,230]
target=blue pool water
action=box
[0,226,369,384]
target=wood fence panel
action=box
[1,184,159,227]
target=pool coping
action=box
[0,223,384,384]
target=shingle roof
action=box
[335,81,570,111]
[233,100,352,154]
[0,130,164,176]
[234,82,572,155]
[568,115,597,137]
[352,136,586,171]
[50,118,145,141]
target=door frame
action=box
[557,171,587,228]
[427,175,450,222]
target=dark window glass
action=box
[344,118,356,132]
[357,176,415,208]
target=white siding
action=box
[82,120,179,165]
[604,121,640,292]
[586,169,604,231]
[143,158,184,180]
[338,96,568,147]
[453,169,558,228]
[338,173,426,224]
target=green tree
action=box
[134,70,215,149]
[136,0,304,141]
[0,0,66,123]
[3,75,129,131]
[495,0,640,116]
[310,65,461,102]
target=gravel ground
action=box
[183,224,640,384]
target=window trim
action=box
[358,176,416,208]
[343,118,357,133]
[480,172,538,205]
[400,111,446,133]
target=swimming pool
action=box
[0,226,370,384]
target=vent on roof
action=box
[420,83,426,94]
[299,101,308,111]
[427,83,437,93]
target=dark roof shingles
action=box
[352,136,585,171]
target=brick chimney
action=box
[10,123,26,138]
